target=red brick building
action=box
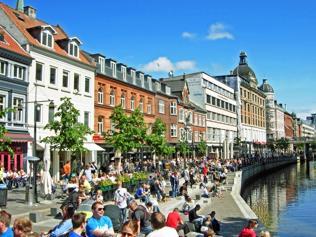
[284,111,294,139]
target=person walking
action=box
[128,199,152,236]
[114,181,132,224]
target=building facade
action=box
[259,79,285,140]
[90,54,156,164]
[162,73,236,159]
[0,26,33,171]
[0,2,97,180]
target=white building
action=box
[163,72,237,159]
[259,79,285,140]
[0,2,101,180]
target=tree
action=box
[197,140,207,157]
[105,106,147,157]
[275,138,290,153]
[267,139,276,152]
[41,97,93,155]
[146,118,175,164]
[0,108,14,155]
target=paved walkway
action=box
[0,173,255,237]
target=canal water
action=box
[242,160,316,237]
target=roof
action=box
[0,3,94,67]
[232,52,258,85]
[0,25,31,59]
[160,78,186,93]
[259,79,274,93]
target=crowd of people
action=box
[0,155,274,236]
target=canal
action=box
[242,160,316,237]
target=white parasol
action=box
[41,144,52,195]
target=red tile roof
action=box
[0,26,31,58]
[0,3,95,67]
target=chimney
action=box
[24,6,37,18]
[16,0,24,12]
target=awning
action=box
[83,142,105,151]
[4,132,33,142]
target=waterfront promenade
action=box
[1,157,297,236]
[2,173,251,237]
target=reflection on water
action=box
[242,161,316,237]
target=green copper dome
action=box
[259,79,274,93]
[233,52,258,86]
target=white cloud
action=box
[175,60,196,70]
[206,23,234,40]
[181,32,196,39]
[142,57,196,73]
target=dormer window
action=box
[131,70,136,84]
[122,66,126,81]
[99,57,105,74]
[41,29,53,48]
[110,61,116,77]
[68,37,82,58]
[69,42,79,57]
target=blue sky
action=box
[4,0,316,118]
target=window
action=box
[198,115,202,126]
[98,88,104,104]
[170,102,177,115]
[62,70,69,88]
[122,67,126,81]
[206,94,211,104]
[188,111,193,124]
[84,112,89,127]
[35,104,42,122]
[187,130,192,141]
[0,95,5,114]
[194,131,199,142]
[41,30,53,48]
[110,62,116,77]
[48,103,55,122]
[130,96,135,110]
[50,67,57,84]
[99,57,105,74]
[216,98,220,107]
[147,102,152,114]
[179,108,184,122]
[35,62,43,81]
[158,100,165,114]
[85,77,90,93]
[13,65,25,80]
[0,61,7,76]
[110,90,115,106]
[97,116,104,134]
[74,73,80,92]
[13,98,23,122]
[139,98,144,112]
[212,97,216,106]
[221,100,225,108]
[69,42,79,57]
[120,94,126,109]
[170,124,177,137]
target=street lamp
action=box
[18,99,54,204]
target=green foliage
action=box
[197,140,207,156]
[296,142,304,151]
[179,140,190,155]
[117,173,131,183]
[132,171,148,181]
[275,137,290,152]
[146,118,172,157]
[0,108,14,155]
[41,97,93,153]
[267,139,276,152]
[105,106,147,155]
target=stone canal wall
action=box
[231,156,297,219]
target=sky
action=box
[3,0,316,119]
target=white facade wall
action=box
[187,73,237,159]
[275,106,285,139]
[26,50,95,180]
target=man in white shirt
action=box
[147,212,178,237]
[114,181,131,224]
